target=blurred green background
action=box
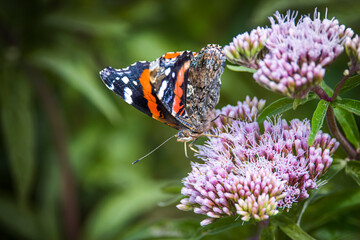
[1,0,360,239]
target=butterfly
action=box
[100,44,225,144]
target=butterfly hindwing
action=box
[152,51,194,119]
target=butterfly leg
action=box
[211,114,237,122]
[184,142,189,159]
[184,142,197,160]
[188,133,226,154]
[203,133,226,139]
[188,138,200,154]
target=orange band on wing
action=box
[139,69,161,118]
[163,52,182,59]
[172,62,189,115]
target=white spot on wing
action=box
[109,84,115,90]
[165,68,171,76]
[116,77,120,80]
[133,81,138,85]
[103,70,111,76]
[124,87,133,104]
[158,80,168,99]
[122,76,130,84]
[172,72,175,78]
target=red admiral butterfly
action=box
[100,44,225,143]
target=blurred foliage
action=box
[1,0,360,239]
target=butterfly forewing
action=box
[100,62,153,117]
[100,61,186,129]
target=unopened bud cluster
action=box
[345,34,360,72]
[223,27,270,69]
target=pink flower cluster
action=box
[224,9,354,98]
[253,10,353,98]
[212,96,266,131]
[177,98,339,226]
[223,27,271,69]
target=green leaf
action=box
[0,69,35,206]
[258,95,316,123]
[191,216,245,239]
[0,194,39,239]
[258,98,293,123]
[161,181,183,194]
[323,158,347,181]
[335,98,360,116]
[37,158,61,240]
[333,106,360,148]
[83,182,166,240]
[32,52,121,124]
[346,160,360,186]
[339,75,360,94]
[158,195,183,207]
[308,100,330,146]
[123,218,200,240]
[302,189,360,231]
[279,223,315,240]
[274,216,315,240]
[158,181,183,207]
[292,98,302,110]
[260,222,277,240]
[226,64,256,73]
[46,13,129,37]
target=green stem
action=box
[326,106,359,160]
[331,64,360,101]
[312,65,360,160]
[310,86,332,101]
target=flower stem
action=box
[331,64,360,101]
[326,106,359,160]
[312,65,360,160]
[310,86,332,101]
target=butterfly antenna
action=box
[132,135,176,164]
